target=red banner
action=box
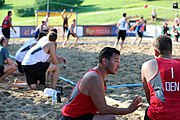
[83,26,113,36]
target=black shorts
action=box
[152,15,156,19]
[16,60,24,73]
[60,114,94,120]
[63,26,68,33]
[0,65,5,77]
[136,31,143,38]
[67,32,77,39]
[117,30,126,41]
[2,28,10,39]
[144,107,151,120]
[23,62,50,85]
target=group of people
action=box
[114,13,147,52]
[60,35,180,120]
[34,9,78,48]
[162,13,180,42]
[1,27,66,90]
[1,10,180,120]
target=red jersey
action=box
[62,69,106,118]
[2,16,11,29]
[147,58,180,120]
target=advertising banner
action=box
[20,26,35,37]
[83,26,113,36]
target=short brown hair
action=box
[152,35,172,55]
[48,32,57,42]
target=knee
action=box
[29,84,37,89]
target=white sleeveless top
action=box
[15,38,37,62]
[118,17,128,30]
[22,40,50,65]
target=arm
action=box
[70,24,73,33]
[61,9,66,19]
[67,9,73,19]
[9,17,16,33]
[44,42,58,64]
[81,74,142,115]
[141,63,150,104]
[126,15,138,20]
[57,56,66,64]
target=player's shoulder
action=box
[142,59,157,69]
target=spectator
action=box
[162,22,170,37]
[174,13,180,27]
[151,9,157,21]
[0,35,16,82]
[173,1,178,9]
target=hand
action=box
[57,56,66,64]
[127,96,142,113]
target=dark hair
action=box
[99,47,120,63]
[152,35,172,55]
[8,11,12,16]
[50,28,58,34]
[73,19,76,22]
[123,13,127,17]
[0,35,6,45]
[37,32,47,40]
[48,32,57,42]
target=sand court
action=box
[0,37,180,120]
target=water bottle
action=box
[52,91,56,106]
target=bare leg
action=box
[132,37,138,45]
[62,32,65,40]
[72,36,79,46]
[0,64,16,82]
[47,63,60,89]
[62,38,69,48]
[137,37,142,46]
[119,40,125,53]
[114,39,119,48]
[4,78,29,89]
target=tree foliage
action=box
[0,0,5,7]
[35,0,84,11]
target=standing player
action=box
[43,12,50,27]
[62,19,78,48]
[114,13,138,52]
[131,21,143,45]
[1,11,16,43]
[61,9,73,40]
[141,35,180,119]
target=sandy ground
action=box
[0,36,180,120]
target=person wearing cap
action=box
[0,35,16,82]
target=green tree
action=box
[35,0,84,11]
[0,0,5,7]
